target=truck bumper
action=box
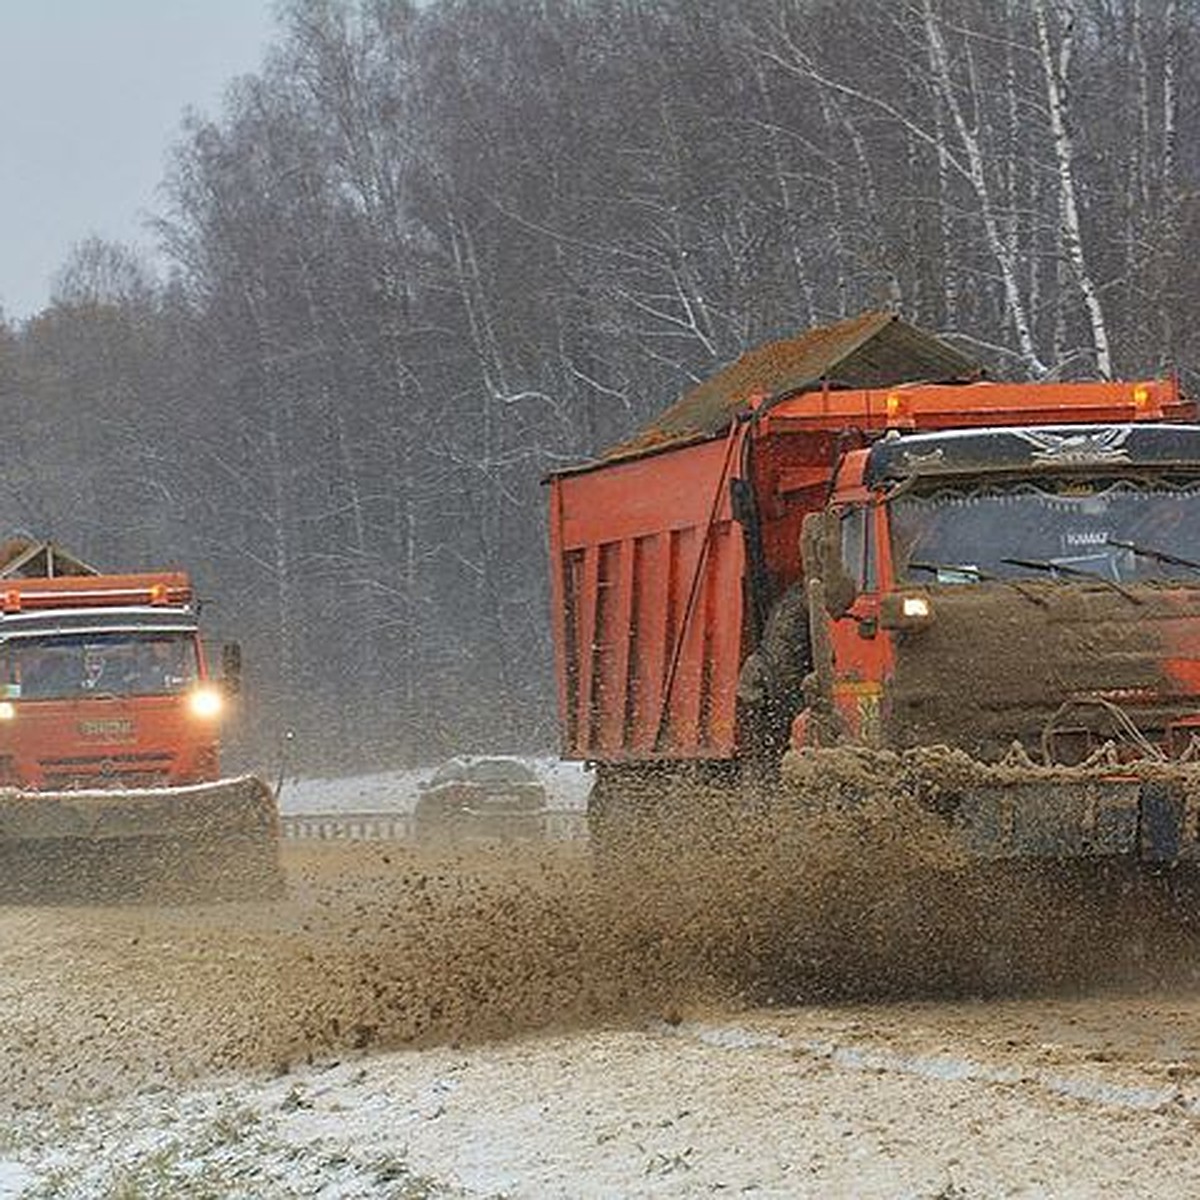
[949,778,1198,862]
[783,746,1200,866]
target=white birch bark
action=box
[920,0,1047,376]
[925,28,957,326]
[1163,0,1180,195]
[815,90,851,316]
[1160,0,1182,363]
[749,57,817,326]
[1033,0,1112,378]
[1130,0,1152,211]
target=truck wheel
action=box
[737,584,813,768]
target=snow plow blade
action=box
[0,775,283,903]
[782,746,1200,865]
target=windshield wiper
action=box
[1105,537,1200,577]
[909,560,991,581]
[908,560,1047,606]
[1000,556,1142,604]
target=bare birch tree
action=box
[1033,0,1113,376]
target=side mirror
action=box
[801,511,858,618]
[220,641,243,695]
[800,511,824,578]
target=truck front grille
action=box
[38,751,173,790]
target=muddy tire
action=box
[737,584,812,769]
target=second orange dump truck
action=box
[548,312,1200,866]
[0,540,279,900]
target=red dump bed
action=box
[550,435,746,760]
[549,378,1191,763]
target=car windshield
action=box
[467,759,536,784]
[890,475,1200,585]
[428,758,469,786]
[1,632,200,700]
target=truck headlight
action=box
[0,701,16,721]
[187,686,223,719]
[879,591,935,631]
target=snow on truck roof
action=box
[556,311,981,475]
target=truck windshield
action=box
[890,476,1200,585]
[0,632,200,700]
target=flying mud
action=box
[4,772,1199,1115]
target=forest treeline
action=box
[0,0,1196,771]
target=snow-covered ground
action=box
[5,766,1200,1197]
[10,1003,1200,1198]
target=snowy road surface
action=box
[8,989,1200,1197]
[3,776,1200,1197]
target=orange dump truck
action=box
[0,540,279,900]
[548,312,1200,865]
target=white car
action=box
[414,757,547,842]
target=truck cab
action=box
[805,423,1200,765]
[0,572,228,789]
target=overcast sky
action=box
[1,0,276,320]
